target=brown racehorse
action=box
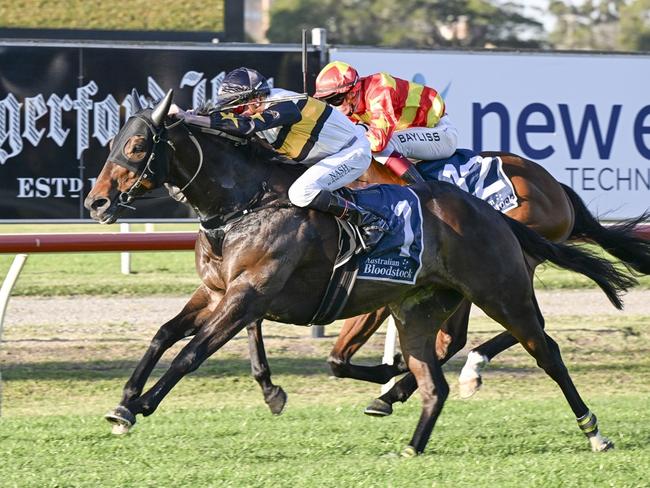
[322,154,650,417]
[85,91,635,455]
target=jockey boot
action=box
[382,151,425,185]
[308,190,390,249]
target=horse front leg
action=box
[106,280,274,434]
[327,307,408,384]
[247,320,287,415]
[390,290,462,456]
[106,286,221,432]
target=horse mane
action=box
[182,117,306,179]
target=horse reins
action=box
[117,117,204,210]
[115,116,292,240]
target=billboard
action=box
[0,41,320,221]
[331,47,650,219]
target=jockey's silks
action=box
[209,89,359,164]
[350,73,446,153]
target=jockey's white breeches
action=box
[288,129,371,207]
[374,114,458,163]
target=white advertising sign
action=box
[331,48,650,219]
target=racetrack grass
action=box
[1,313,649,487]
[1,397,649,488]
[1,224,650,296]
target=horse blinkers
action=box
[109,115,172,196]
[85,90,174,220]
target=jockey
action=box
[314,61,458,184]
[168,67,388,248]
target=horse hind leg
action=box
[327,307,407,385]
[247,320,287,415]
[458,261,543,398]
[479,291,613,452]
[457,332,516,399]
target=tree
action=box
[266,0,546,49]
[619,0,650,51]
[548,0,626,51]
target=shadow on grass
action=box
[4,354,646,383]
[1,356,333,381]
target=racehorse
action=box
[248,153,650,417]
[84,90,635,455]
[322,155,650,417]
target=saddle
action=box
[310,185,425,325]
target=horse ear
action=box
[131,89,143,111]
[151,89,174,128]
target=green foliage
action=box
[548,0,623,50]
[547,0,650,52]
[267,0,545,48]
[0,0,224,31]
[619,0,650,51]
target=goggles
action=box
[322,92,347,107]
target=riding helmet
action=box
[314,61,360,101]
[217,67,271,107]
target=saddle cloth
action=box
[309,185,425,325]
[349,185,424,285]
[417,149,518,213]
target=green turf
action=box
[1,397,648,488]
[1,313,649,487]
[0,224,199,296]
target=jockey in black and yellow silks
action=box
[168,67,389,249]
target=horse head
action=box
[84,89,175,223]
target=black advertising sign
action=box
[0,41,321,221]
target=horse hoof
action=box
[591,437,615,452]
[364,398,393,417]
[265,386,288,415]
[105,406,136,435]
[400,445,418,458]
[458,376,482,399]
[393,353,409,374]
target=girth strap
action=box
[309,219,361,325]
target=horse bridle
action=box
[112,115,291,240]
[114,116,204,211]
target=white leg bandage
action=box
[458,350,490,382]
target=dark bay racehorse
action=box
[323,157,650,416]
[85,91,635,455]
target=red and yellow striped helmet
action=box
[314,61,360,100]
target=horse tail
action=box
[501,213,637,310]
[561,183,650,274]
